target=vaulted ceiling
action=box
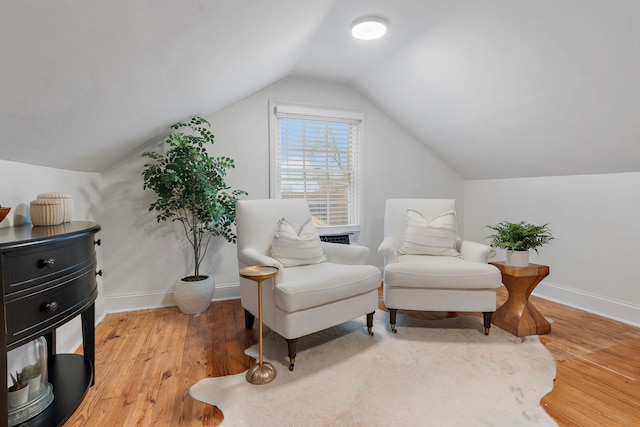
[2,0,639,179]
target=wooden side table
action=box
[490,261,551,337]
[239,265,279,385]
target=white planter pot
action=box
[173,275,215,315]
[27,375,42,399]
[506,250,529,267]
[7,386,29,408]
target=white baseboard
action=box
[56,311,108,354]
[210,281,242,301]
[50,284,241,354]
[63,280,638,353]
[534,280,640,327]
[103,281,241,314]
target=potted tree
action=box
[486,221,554,267]
[142,116,247,315]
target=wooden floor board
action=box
[63,287,640,426]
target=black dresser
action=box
[0,221,101,427]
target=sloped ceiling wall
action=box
[1,0,639,179]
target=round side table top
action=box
[239,265,279,281]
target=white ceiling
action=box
[2,0,639,179]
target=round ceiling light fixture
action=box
[351,16,388,40]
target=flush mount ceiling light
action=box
[351,16,388,40]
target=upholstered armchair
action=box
[378,199,501,334]
[236,199,381,370]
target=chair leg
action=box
[482,312,493,335]
[244,309,255,329]
[366,311,375,336]
[389,308,398,333]
[286,338,297,371]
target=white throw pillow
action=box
[398,209,460,256]
[271,217,327,267]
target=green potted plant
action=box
[21,364,42,397]
[8,371,29,407]
[142,116,247,315]
[486,221,554,267]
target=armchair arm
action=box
[321,242,370,265]
[238,247,283,270]
[378,237,398,264]
[459,240,496,263]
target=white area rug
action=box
[190,314,557,427]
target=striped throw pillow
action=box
[398,209,460,256]
[272,217,327,267]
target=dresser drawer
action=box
[4,265,97,347]
[2,234,95,294]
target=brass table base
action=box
[246,361,277,385]
[239,265,280,385]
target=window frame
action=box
[269,101,364,236]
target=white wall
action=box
[464,172,640,326]
[0,159,103,352]
[101,76,464,313]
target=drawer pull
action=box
[95,239,101,246]
[96,269,103,277]
[42,258,56,268]
[45,302,59,313]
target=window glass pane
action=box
[272,106,361,229]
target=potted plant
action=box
[486,221,554,267]
[142,116,247,315]
[8,371,29,407]
[21,364,42,398]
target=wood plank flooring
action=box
[64,287,640,426]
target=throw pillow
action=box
[271,217,327,267]
[398,209,460,256]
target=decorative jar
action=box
[37,192,73,222]
[29,199,63,226]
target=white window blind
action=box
[270,103,363,231]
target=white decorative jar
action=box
[29,199,63,226]
[173,275,215,315]
[506,250,530,267]
[37,192,73,222]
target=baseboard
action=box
[103,281,241,314]
[55,319,83,354]
[60,280,637,351]
[534,280,640,327]
[56,310,108,354]
[56,282,241,353]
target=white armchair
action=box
[378,199,502,334]
[236,199,381,370]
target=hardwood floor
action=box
[65,287,640,426]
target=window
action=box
[270,102,363,234]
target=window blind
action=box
[272,104,362,229]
